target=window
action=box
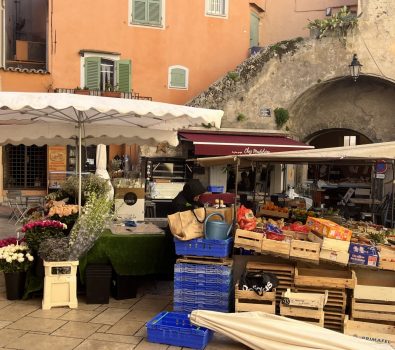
[168,66,188,89]
[130,0,163,27]
[3,145,47,189]
[205,0,228,17]
[82,55,131,92]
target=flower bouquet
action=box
[0,236,25,248]
[46,200,79,235]
[0,243,34,273]
[21,219,67,252]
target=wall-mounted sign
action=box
[259,107,271,117]
[376,161,388,174]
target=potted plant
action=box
[102,83,121,98]
[0,241,34,300]
[74,86,90,95]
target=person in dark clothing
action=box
[171,179,206,213]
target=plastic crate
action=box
[173,300,231,313]
[174,237,233,258]
[174,263,232,277]
[146,311,213,350]
[207,185,224,193]
[174,279,232,293]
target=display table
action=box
[79,228,175,281]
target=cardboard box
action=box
[348,243,379,266]
[306,217,352,241]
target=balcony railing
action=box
[54,88,152,101]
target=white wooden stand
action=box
[42,260,79,310]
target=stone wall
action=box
[187,0,395,143]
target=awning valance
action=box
[179,130,313,156]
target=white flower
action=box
[11,254,18,260]
[5,256,12,263]
[17,253,24,258]
[17,257,24,263]
[26,254,34,262]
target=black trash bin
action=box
[111,271,138,300]
[85,264,112,304]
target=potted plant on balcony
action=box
[74,86,90,95]
[102,83,121,98]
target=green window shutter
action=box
[148,0,161,25]
[133,0,147,23]
[116,60,131,93]
[170,68,186,88]
[84,57,100,90]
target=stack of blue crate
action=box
[173,237,233,313]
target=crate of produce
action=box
[344,315,395,346]
[348,243,379,267]
[378,244,395,271]
[257,209,289,219]
[306,217,352,241]
[174,237,233,258]
[319,249,350,266]
[146,311,213,350]
[235,283,276,313]
[280,290,325,327]
[290,240,320,263]
[234,229,263,252]
[295,267,356,289]
[261,238,291,259]
[352,284,395,322]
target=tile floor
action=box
[0,205,248,350]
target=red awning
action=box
[179,131,313,156]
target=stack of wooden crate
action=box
[293,266,355,332]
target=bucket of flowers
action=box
[0,241,34,300]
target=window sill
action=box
[129,22,164,29]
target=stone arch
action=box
[288,75,395,143]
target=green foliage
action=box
[274,107,289,128]
[227,71,240,82]
[236,113,246,122]
[51,174,110,205]
[68,193,114,260]
[307,6,359,43]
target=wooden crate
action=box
[344,315,395,345]
[280,291,324,327]
[261,238,290,259]
[282,289,328,309]
[234,229,263,252]
[319,249,349,266]
[322,237,350,252]
[378,245,395,271]
[246,262,294,309]
[295,267,356,289]
[257,209,289,219]
[352,284,395,322]
[235,283,276,313]
[290,240,320,263]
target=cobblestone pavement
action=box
[0,204,247,350]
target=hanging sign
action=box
[375,161,388,174]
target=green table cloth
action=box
[79,229,175,280]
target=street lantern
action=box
[349,54,362,82]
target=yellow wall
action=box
[49,0,251,104]
[260,0,358,46]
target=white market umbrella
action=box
[0,92,224,208]
[190,310,393,350]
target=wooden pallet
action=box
[235,283,276,314]
[290,240,320,264]
[352,284,395,323]
[176,256,233,267]
[344,315,395,345]
[261,238,290,259]
[295,267,356,289]
[234,229,263,252]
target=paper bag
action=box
[168,208,206,241]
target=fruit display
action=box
[289,209,317,223]
[261,203,289,214]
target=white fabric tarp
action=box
[190,310,393,350]
[0,92,224,147]
[195,142,395,167]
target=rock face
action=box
[187,0,395,143]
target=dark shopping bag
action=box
[239,270,279,296]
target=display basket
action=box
[146,311,213,350]
[174,237,233,258]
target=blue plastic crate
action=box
[174,237,233,258]
[146,311,213,350]
[174,288,231,300]
[173,301,231,313]
[174,279,232,293]
[174,270,232,285]
[174,263,232,277]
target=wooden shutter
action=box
[133,0,147,23]
[250,12,260,47]
[116,60,131,93]
[84,57,100,90]
[170,68,186,88]
[148,0,161,25]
